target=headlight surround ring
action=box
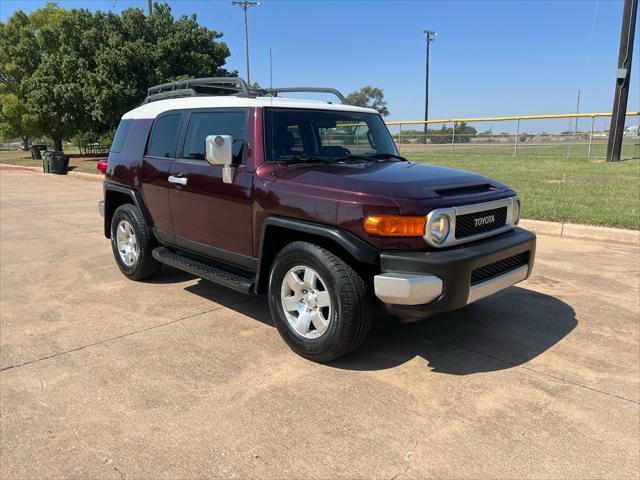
[513,198,521,224]
[427,212,451,244]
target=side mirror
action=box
[205,134,236,184]
[205,135,233,166]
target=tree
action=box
[346,86,390,117]
[426,122,477,144]
[0,2,233,150]
[0,93,41,142]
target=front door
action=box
[168,109,254,268]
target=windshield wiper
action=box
[277,154,334,164]
[333,154,373,163]
[367,153,408,162]
[333,153,408,163]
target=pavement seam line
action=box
[0,296,259,373]
[0,200,99,234]
[422,334,639,405]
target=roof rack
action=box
[145,77,252,103]
[268,87,348,104]
[144,77,349,105]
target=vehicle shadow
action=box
[163,266,576,375]
[334,287,577,374]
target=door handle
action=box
[168,175,187,186]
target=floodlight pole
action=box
[232,1,260,85]
[423,30,437,136]
[607,0,637,162]
[148,0,152,15]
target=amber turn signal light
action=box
[364,215,426,237]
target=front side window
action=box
[146,114,181,158]
[181,110,247,163]
[265,108,398,162]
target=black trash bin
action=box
[49,152,69,175]
[31,144,47,160]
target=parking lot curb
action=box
[1,163,638,244]
[520,219,639,245]
[0,163,102,181]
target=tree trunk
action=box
[53,137,63,152]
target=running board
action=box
[152,247,254,294]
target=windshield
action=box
[265,108,399,163]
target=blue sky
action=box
[1,0,638,130]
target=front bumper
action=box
[374,227,536,321]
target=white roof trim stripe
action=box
[122,96,377,120]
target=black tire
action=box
[268,241,372,362]
[110,203,161,281]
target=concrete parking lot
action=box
[1,167,638,479]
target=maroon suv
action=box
[99,78,536,362]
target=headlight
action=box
[428,213,450,244]
[513,199,521,224]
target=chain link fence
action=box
[386,112,640,158]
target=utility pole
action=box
[232,1,260,85]
[147,0,152,15]
[269,48,273,90]
[423,30,437,135]
[607,0,637,162]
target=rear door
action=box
[168,108,254,268]
[139,112,184,243]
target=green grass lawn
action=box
[0,147,103,174]
[405,153,640,230]
[396,139,639,158]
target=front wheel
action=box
[268,241,372,362]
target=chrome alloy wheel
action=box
[115,219,139,267]
[280,266,333,339]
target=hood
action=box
[272,161,510,200]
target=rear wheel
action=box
[110,203,161,281]
[268,241,372,362]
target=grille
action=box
[471,252,530,285]
[455,206,508,239]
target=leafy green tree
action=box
[0,2,233,150]
[0,93,41,142]
[427,122,477,144]
[346,86,390,117]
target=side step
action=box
[152,247,254,294]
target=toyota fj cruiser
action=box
[99,77,536,362]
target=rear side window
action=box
[110,119,133,153]
[181,111,247,163]
[146,114,181,158]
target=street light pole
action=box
[232,1,260,85]
[423,30,437,136]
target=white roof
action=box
[122,95,378,120]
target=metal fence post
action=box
[514,118,520,157]
[398,123,403,153]
[588,116,595,158]
[452,121,456,153]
